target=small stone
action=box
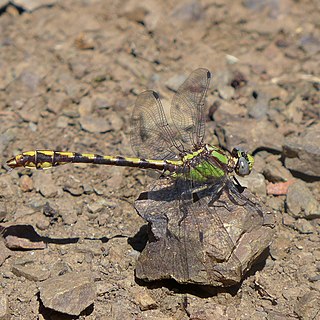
[134,290,157,311]
[33,172,59,198]
[79,115,111,133]
[283,123,320,177]
[19,175,33,192]
[218,85,235,100]
[266,179,295,196]
[54,198,78,225]
[294,219,315,234]
[56,116,69,128]
[286,181,319,219]
[165,74,187,91]
[39,272,96,316]
[237,171,266,197]
[5,235,46,250]
[263,157,293,182]
[0,294,8,320]
[87,199,108,214]
[12,262,50,281]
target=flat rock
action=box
[286,181,319,219]
[4,235,46,250]
[135,178,275,286]
[33,172,59,198]
[263,157,293,182]
[283,123,320,177]
[12,261,50,281]
[215,118,284,152]
[39,272,96,316]
[79,115,111,133]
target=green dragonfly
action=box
[7,69,255,284]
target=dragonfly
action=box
[6,69,255,284]
[7,68,253,182]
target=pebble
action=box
[165,74,187,91]
[12,262,50,281]
[266,179,295,196]
[283,123,320,177]
[294,219,315,234]
[53,198,78,225]
[19,175,33,192]
[237,171,266,197]
[33,172,59,198]
[5,235,46,250]
[286,181,319,219]
[263,156,293,182]
[87,199,108,214]
[39,272,96,316]
[79,115,111,133]
[218,85,235,100]
[215,118,284,153]
[133,290,157,311]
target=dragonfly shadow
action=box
[0,224,124,250]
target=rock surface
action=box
[135,179,275,286]
[39,272,96,316]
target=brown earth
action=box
[0,0,319,319]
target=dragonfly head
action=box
[232,147,254,176]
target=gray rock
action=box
[237,171,266,198]
[286,181,319,219]
[165,74,187,92]
[217,85,235,100]
[79,115,111,133]
[283,124,320,177]
[215,118,284,152]
[39,272,96,316]
[263,157,293,182]
[33,172,59,198]
[135,179,275,286]
[12,261,50,281]
[294,219,315,234]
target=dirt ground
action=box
[0,0,319,319]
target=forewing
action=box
[171,68,211,149]
[130,90,183,160]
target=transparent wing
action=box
[130,90,184,160]
[171,68,211,149]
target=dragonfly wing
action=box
[130,90,183,160]
[171,68,211,149]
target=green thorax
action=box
[170,145,230,182]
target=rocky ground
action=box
[0,0,319,319]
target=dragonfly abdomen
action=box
[6,150,179,172]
